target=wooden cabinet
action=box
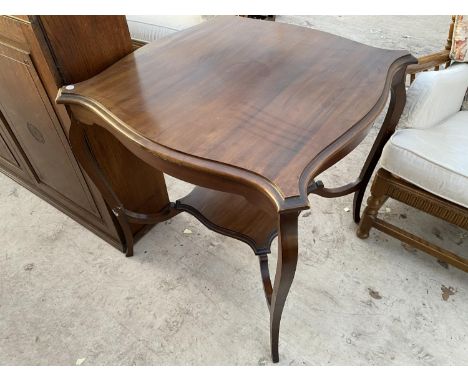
[0,16,121,249]
[0,115,29,178]
[0,130,15,166]
[0,42,97,212]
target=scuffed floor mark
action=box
[437,260,449,269]
[23,263,34,271]
[454,232,466,246]
[401,242,417,254]
[368,288,382,300]
[258,356,269,366]
[432,227,443,240]
[441,285,456,301]
[8,188,19,198]
[410,343,434,362]
[45,224,65,242]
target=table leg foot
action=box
[269,211,299,363]
[112,206,135,257]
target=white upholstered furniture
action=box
[126,15,205,43]
[357,63,468,272]
[381,63,468,209]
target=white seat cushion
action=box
[126,15,205,42]
[380,111,468,208]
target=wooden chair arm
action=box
[406,50,451,75]
[406,50,452,84]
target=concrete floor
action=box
[1,16,467,365]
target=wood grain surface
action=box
[58,16,415,212]
[38,16,133,85]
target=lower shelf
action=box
[176,186,278,255]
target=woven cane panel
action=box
[381,173,468,229]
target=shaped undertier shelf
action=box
[175,186,278,255]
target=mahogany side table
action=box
[56,16,416,363]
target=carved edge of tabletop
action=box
[56,53,416,215]
[57,90,288,213]
[302,53,417,203]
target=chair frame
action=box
[357,169,468,272]
[406,15,456,83]
[356,15,468,272]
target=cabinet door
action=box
[0,121,18,167]
[0,42,98,213]
[0,108,32,180]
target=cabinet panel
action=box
[0,110,31,179]
[0,123,18,166]
[0,42,97,213]
[0,16,29,50]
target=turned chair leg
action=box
[356,173,388,239]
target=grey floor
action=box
[1,16,467,365]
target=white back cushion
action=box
[399,63,468,129]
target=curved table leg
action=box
[258,254,273,307]
[269,211,299,363]
[353,66,407,223]
[69,118,178,257]
[69,118,136,256]
[112,206,135,257]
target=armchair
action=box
[357,63,468,271]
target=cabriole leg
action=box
[270,211,299,363]
[353,66,407,223]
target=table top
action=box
[58,16,415,212]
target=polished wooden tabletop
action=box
[59,16,414,212]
